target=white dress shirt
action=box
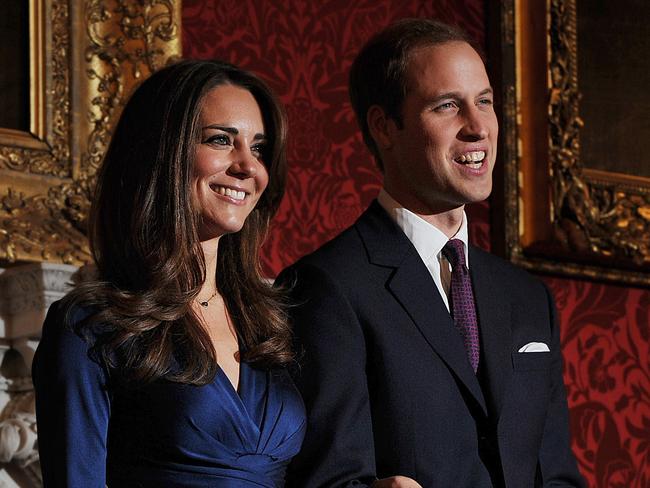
[377,188,470,312]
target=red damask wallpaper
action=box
[545,277,650,487]
[182,1,650,486]
[182,0,488,273]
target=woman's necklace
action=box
[198,289,218,307]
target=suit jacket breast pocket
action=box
[511,351,552,372]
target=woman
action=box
[33,60,305,487]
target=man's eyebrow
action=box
[429,87,494,104]
[202,124,266,141]
[429,92,462,104]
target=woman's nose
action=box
[227,148,258,178]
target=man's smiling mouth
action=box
[454,151,485,169]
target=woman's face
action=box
[193,84,270,241]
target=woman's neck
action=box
[199,237,220,301]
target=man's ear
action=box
[367,105,395,150]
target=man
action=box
[277,19,584,488]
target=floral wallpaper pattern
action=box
[182,1,650,485]
[182,0,487,273]
[545,277,650,487]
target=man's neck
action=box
[417,208,464,239]
[379,189,465,238]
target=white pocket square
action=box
[518,342,550,353]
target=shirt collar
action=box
[377,188,470,267]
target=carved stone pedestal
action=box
[0,262,77,487]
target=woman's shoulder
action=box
[41,299,102,344]
[35,299,112,378]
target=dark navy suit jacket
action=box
[277,201,584,488]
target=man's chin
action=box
[464,185,493,205]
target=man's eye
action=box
[478,98,493,106]
[435,102,457,111]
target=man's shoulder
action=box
[288,200,409,270]
[283,223,367,282]
[470,245,551,297]
[289,204,383,267]
[276,204,391,293]
[470,244,524,274]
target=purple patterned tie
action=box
[443,239,480,373]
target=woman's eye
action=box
[205,134,231,146]
[250,143,266,158]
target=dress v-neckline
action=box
[216,360,243,399]
[215,360,268,432]
[214,335,244,396]
[216,355,241,394]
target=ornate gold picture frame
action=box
[492,0,650,286]
[0,0,181,265]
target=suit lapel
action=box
[356,202,487,415]
[470,247,512,419]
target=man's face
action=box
[381,41,498,216]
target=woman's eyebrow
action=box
[202,125,266,141]
[202,124,238,134]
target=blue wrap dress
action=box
[33,303,306,487]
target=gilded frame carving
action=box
[493,0,650,286]
[0,0,182,265]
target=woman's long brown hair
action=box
[62,60,290,384]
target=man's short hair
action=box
[349,18,476,170]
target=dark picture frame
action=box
[0,0,31,132]
[490,0,650,286]
[0,0,181,265]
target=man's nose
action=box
[459,107,489,140]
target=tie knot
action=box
[443,239,466,269]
